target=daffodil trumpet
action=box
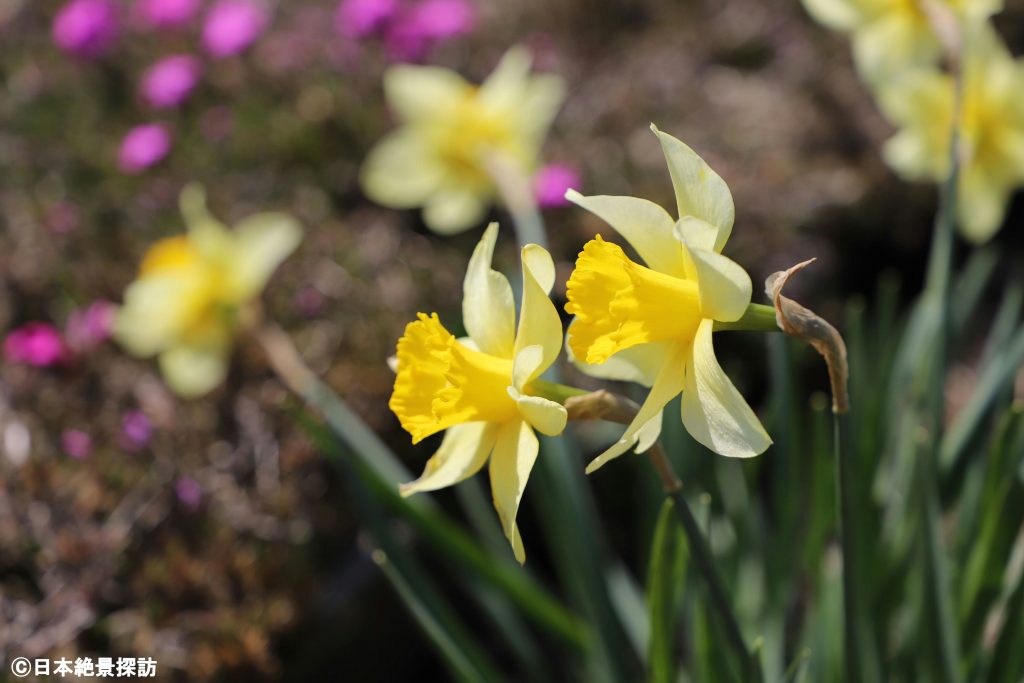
[389,223,567,564]
[563,125,774,473]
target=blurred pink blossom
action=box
[118,123,172,174]
[65,300,116,353]
[201,0,269,58]
[62,430,94,460]
[402,0,474,41]
[334,0,398,38]
[52,0,119,59]
[134,0,202,29]
[534,163,581,208]
[335,0,474,62]
[140,54,202,109]
[3,323,69,367]
[175,476,202,510]
[120,410,154,451]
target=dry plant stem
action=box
[765,259,849,413]
[565,391,758,679]
[764,264,884,682]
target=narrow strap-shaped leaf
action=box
[292,407,589,648]
[647,498,688,683]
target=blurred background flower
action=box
[52,0,119,58]
[133,0,202,30]
[4,322,69,367]
[117,122,172,173]
[201,0,269,58]
[65,300,116,353]
[533,162,581,208]
[61,428,94,459]
[139,53,203,108]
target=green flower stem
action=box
[659,454,759,682]
[531,379,590,405]
[564,389,759,680]
[913,47,962,683]
[713,303,780,333]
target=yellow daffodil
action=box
[114,185,301,397]
[390,223,566,563]
[875,26,1024,242]
[565,126,772,473]
[801,0,1001,81]
[361,47,565,235]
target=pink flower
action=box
[175,476,202,510]
[140,54,202,109]
[533,163,581,208]
[65,300,116,353]
[403,0,474,40]
[52,0,119,59]
[383,0,475,62]
[334,0,398,38]
[62,430,94,460]
[120,410,154,451]
[201,0,269,58]
[134,0,202,29]
[4,323,69,367]
[118,123,172,174]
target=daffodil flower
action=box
[564,126,772,473]
[875,26,1024,242]
[390,224,566,563]
[801,0,1001,81]
[114,185,301,397]
[361,47,565,235]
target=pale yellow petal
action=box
[683,244,752,323]
[512,344,545,392]
[158,342,230,398]
[851,13,941,83]
[462,223,516,357]
[423,188,488,235]
[114,272,208,357]
[519,74,566,145]
[957,165,1011,243]
[399,422,499,496]
[674,216,718,252]
[681,319,771,458]
[566,328,671,388]
[651,125,735,252]
[478,46,533,111]
[384,65,472,123]
[489,419,539,564]
[225,212,302,303]
[508,387,567,436]
[360,129,446,209]
[565,190,685,277]
[585,343,688,474]
[800,0,865,31]
[179,183,232,261]
[513,244,562,382]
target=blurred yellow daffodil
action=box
[801,0,1001,81]
[114,185,301,398]
[565,126,772,473]
[876,27,1024,242]
[390,224,565,563]
[361,47,565,235]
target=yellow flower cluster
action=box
[802,0,1023,242]
[388,127,772,562]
